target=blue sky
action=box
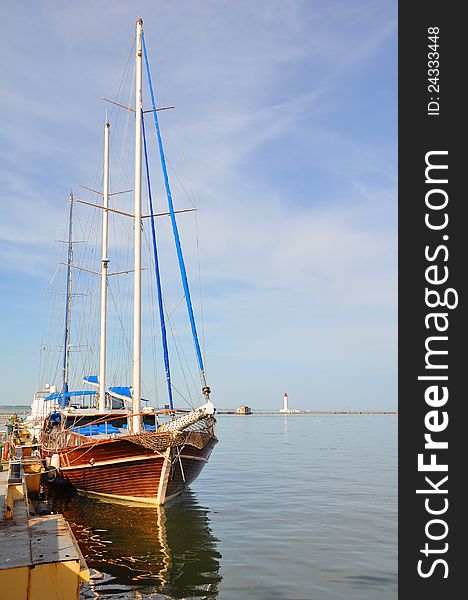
[0,1,396,410]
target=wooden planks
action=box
[29,515,81,565]
[0,465,89,599]
[0,522,32,569]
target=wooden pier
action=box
[0,461,89,599]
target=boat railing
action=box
[40,408,214,450]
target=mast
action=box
[132,18,143,433]
[61,192,74,407]
[98,121,110,412]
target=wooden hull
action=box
[42,435,217,505]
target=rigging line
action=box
[72,277,99,386]
[60,194,74,404]
[109,134,131,384]
[116,223,197,396]
[113,42,134,124]
[174,126,197,207]
[105,38,135,125]
[157,136,207,372]
[142,225,160,407]
[141,32,209,396]
[106,71,135,386]
[43,219,68,379]
[70,206,99,386]
[158,286,199,399]
[107,281,133,375]
[170,382,194,409]
[47,262,61,289]
[44,255,64,384]
[130,290,198,402]
[147,129,207,373]
[112,82,135,330]
[145,378,166,398]
[165,299,198,408]
[147,127,197,209]
[115,67,136,204]
[177,127,198,207]
[143,98,208,378]
[72,193,101,385]
[37,343,44,392]
[142,112,174,409]
[164,152,196,208]
[164,300,196,409]
[139,295,185,363]
[195,211,207,373]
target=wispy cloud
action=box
[0,0,396,409]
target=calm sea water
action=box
[44,414,397,599]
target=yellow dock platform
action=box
[0,463,89,599]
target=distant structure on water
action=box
[236,406,252,415]
[280,392,290,413]
[279,392,299,413]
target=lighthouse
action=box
[280,392,290,413]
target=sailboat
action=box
[38,19,218,505]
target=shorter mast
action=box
[61,192,74,407]
[132,18,143,433]
[98,121,110,412]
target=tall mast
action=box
[98,121,110,412]
[132,18,143,433]
[61,191,74,407]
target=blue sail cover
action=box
[86,379,131,400]
[45,390,96,401]
[109,386,132,398]
[108,387,149,403]
[84,379,149,403]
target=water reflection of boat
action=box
[51,490,222,598]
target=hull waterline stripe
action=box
[76,487,184,506]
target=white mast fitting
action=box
[98,121,110,412]
[132,18,143,433]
